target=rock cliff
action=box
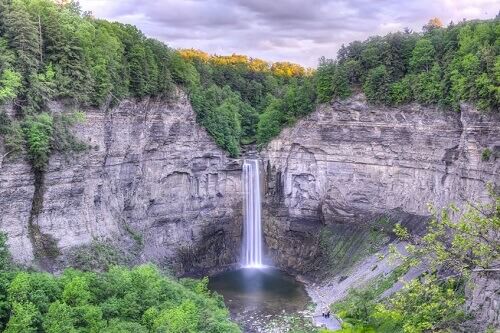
[262,94,499,272]
[0,92,242,275]
[1,92,499,279]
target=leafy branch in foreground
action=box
[333,187,499,333]
[394,184,500,277]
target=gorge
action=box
[0,2,498,331]
[1,90,498,331]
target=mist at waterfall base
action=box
[208,160,311,332]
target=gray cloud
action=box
[79,0,499,67]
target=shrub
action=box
[22,113,53,170]
[481,148,492,161]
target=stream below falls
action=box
[208,267,311,332]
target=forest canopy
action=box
[0,0,497,162]
[0,234,240,333]
[316,17,499,111]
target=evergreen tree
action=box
[41,5,92,103]
[315,57,335,103]
[363,65,390,103]
[331,64,351,99]
[3,0,40,78]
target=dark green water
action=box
[208,267,311,332]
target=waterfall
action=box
[242,159,263,268]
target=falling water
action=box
[242,159,263,268]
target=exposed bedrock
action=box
[262,94,499,273]
[0,92,499,283]
[0,92,242,275]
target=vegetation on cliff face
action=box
[0,234,240,333]
[331,189,500,333]
[179,49,316,155]
[0,0,497,161]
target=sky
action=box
[78,0,499,67]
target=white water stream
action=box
[242,159,263,268]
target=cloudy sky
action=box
[78,0,498,67]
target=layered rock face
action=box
[0,92,242,275]
[262,94,499,272]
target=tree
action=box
[3,0,41,77]
[204,100,241,157]
[153,300,199,333]
[363,65,390,103]
[410,39,436,72]
[389,76,412,105]
[42,301,76,333]
[270,61,306,77]
[22,113,54,170]
[423,17,443,33]
[412,63,443,104]
[257,97,283,145]
[238,102,258,144]
[315,57,335,103]
[128,43,147,97]
[394,186,500,276]
[332,64,351,99]
[4,302,38,333]
[0,69,21,103]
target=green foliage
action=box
[183,50,315,152]
[412,63,443,104]
[0,69,21,102]
[0,235,240,333]
[205,99,241,157]
[332,265,409,326]
[22,113,53,170]
[334,190,499,333]
[332,64,351,99]
[409,39,436,72]
[334,272,465,333]
[256,97,284,145]
[481,148,492,161]
[1,0,497,161]
[363,65,390,103]
[372,277,465,333]
[336,19,499,111]
[389,77,412,105]
[4,301,38,333]
[316,57,335,103]
[396,187,499,275]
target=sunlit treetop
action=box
[179,49,309,77]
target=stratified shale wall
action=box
[0,92,242,275]
[262,94,499,272]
